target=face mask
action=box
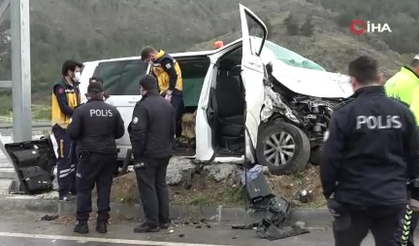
[73,72,81,82]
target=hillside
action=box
[0,0,415,115]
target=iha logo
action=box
[349,19,392,35]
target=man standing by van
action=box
[385,54,419,246]
[128,75,175,233]
[51,59,83,202]
[140,46,184,139]
[68,82,125,234]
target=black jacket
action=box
[128,90,175,162]
[67,98,125,154]
[320,86,419,206]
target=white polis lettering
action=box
[356,115,402,130]
[89,109,113,117]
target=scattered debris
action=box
[166,158,197,185]
[231,223,258,230]
[299,190,313,203]
[195,225,202,229]
[40,215,59,221]
[109,165,325,209]
[294,221,306,230]
[204,164,238,181]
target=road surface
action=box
[0,210,416,246]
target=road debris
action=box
[40,215,59,221]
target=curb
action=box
[0,197,332,228]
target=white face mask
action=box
[73,71,81,82]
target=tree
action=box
[284,14,299,36]
[300,18,315,37]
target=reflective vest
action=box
[151,50,183,93]
[385,66,419,126]
[51,79,81,128]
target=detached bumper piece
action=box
[5,137,56,194]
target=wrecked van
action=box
[77,4,353,175]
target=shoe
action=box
[74,221,89,234]
[96,221,108,233]
[160,223,170,229]
[133,223,159,233]
[60,195,75,202]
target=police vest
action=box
[51,79,80,128]
[152,50,183,93]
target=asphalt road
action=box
[0,210,417,246]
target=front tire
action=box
[256,121,310,175]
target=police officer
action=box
[67,82,125,234]
[320,55,419,246]
[128,74,175,233]
[51,59,83,201]
[385,54,419,246]
[86,77,114,106]
[140,46,184,139]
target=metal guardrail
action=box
[0,122,51,133]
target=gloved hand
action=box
[165,93,172,103]
[327,199,351,231]
[133,162,145,169]
[327,199,344,217]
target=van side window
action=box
[92,59,148,95]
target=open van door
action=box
[239,4,268,163]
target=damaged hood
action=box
[270,60,354,99]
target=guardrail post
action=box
[11,0,32,142]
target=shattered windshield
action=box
[261,39,326,71]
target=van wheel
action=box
[256,121,310,175]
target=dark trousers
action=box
[135,157,170,227]
[170,94,184,138]
[52,125,77,198]
[408,211,419,246]
[76,152,117,222]
[333,204,406,246]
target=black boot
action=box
[74,221,89,234]
[96,220,108,233]
[133,223,159,233]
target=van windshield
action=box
[92,59,148,95]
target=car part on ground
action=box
[256,195,310,240]
[4,137,56,194]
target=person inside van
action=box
[140,46,184,139]
[87,77,114,106]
